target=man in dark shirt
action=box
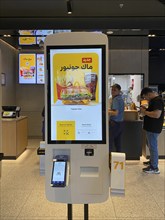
[140,87,164,174]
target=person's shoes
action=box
[142,166,160,174]
[143,160,150,166]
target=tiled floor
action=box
[0,139,165,220]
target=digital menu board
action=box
[47,45,106,144]
[19,30,36,45]
[19,54,36,84]
[36,30,53,44]
[19,30,71,45]
[37,54,45,84]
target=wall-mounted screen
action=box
[19,30,36,45]
[18,30,71,45]
[47,45,106,144]
[19,54,36,84]
[36,30,53,44]
[36,54,45,84]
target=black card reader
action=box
[50,155,69,187]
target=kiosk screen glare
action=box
[47,45,106,144]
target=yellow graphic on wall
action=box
[56,121,75,140]
[19,54,36,80]
[19,30,36,45]
[53,53,99,105]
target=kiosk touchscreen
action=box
[45,32,109,204]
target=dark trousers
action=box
[109,120,124,152]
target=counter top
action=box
[124,110,138,112]
[2,116,27,122]
[124,120,142,122]
[2,116,28,159]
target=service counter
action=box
[121,110,142,160]
[124,110,138,121]
[110,110,143,160]
[2,116,28,159]
[121,120,143,160]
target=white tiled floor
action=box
[0,139,165,220]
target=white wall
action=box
[108,74,143,106]
[130,75,142,106]
[0,40,17,105]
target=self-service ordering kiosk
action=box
[44,32,109,204]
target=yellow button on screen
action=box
[56,121,75,140]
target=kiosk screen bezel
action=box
[46,45,106,144]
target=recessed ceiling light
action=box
[3,34,11,37]
[119,3,124,8]
[67,0,72,14]
[148,34,156,37]
[106,31,113,35]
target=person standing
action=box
[140,87,164,174]
[109,84,124,152]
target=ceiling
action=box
[0,0,165,29]
[0,0,165,49]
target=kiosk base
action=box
[67,204,89,220]
[111,189,125,194]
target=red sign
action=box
[82,58,92,63]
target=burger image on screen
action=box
[60,86,92,105]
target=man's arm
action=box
[108,109,119,116]
[140,107,162,118]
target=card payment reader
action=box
[50,155,69,187]
[2,106,21,118]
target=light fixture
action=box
[3,34,11,37]
[119,3,124,8]
[106,30,113,35]
[148,34,156,37]
[67,0,72,14]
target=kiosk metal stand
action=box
[84,204,89,220]
[67,204,72,220]
[67,204,89,220]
